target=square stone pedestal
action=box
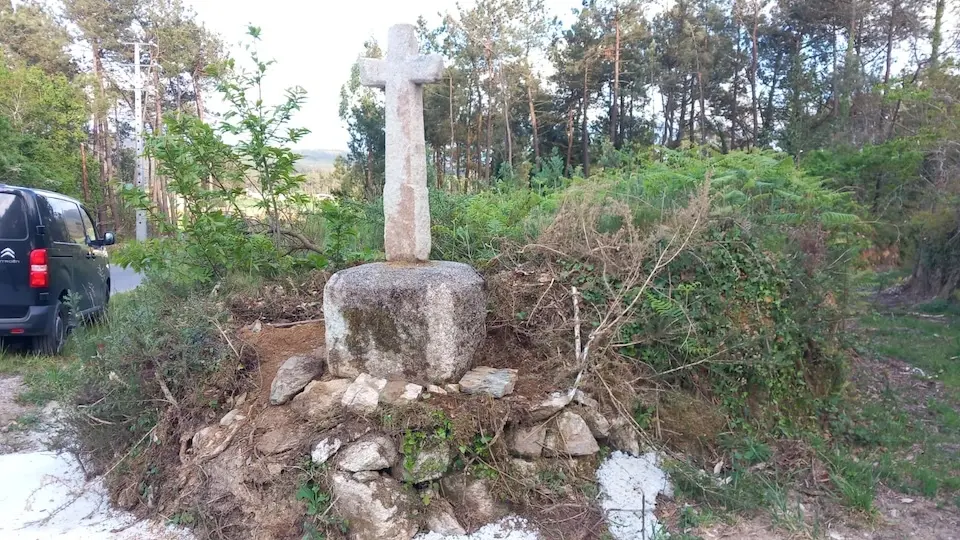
[323,261,487,384]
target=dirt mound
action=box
[228,271,328,324]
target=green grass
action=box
[841,304,960,506]
[0,346,77,405]
[859,311,960,392]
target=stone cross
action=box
[360,24,443,262]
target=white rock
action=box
[507,424,547,458]
[547,411,599,456]
[337,434,399,472]
[597,452,672,540]
[356,373,388,392]
[381,381,424,405]
[440,473,506,526]
[250,320,262,333]
[415,517,539,540]
[528,390,575,422]
[459,367,518,398]
[330,471,418,539]
[425,498,467,536]
[427,384,448,396]
[219,409,245,427]
[292,378,351,418]
[342,376,383,414]
[608,418,641,456]
[353,470,382,483]
[580,408,611,439]
[573,389,599,408]
[404,441,451,483]
[270,355,324,405]
[509,458,538,482]
[444,384,461,394]
[311,437,343,464]
[324,262,487,385]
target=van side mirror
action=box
[103,232,116,246]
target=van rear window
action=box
[0,193,27,240]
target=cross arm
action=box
[404,54,444,84]
[359,58,386,88]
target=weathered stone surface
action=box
[425,497,467,536]
[311,436,343,464]
[257,425,310,455]
[380,381,423,405]
[427,384,447,395]
[324,262,487,384]
[342,374,386,414]
[528,389,575,422]
[352,470,382,483]
[459,367,518,398]
[270,354,323,405]
[359,24,443,263]
[509,458,538,484]
[546,411,600,456]
[507,424,548,458]
[291,378,351,418]
[219,408,245,427]
[574,389,599,408]
[331,471,418,540]
[581,408,611,439]
[440,473,506,528]
[338,434,399,472]
[609,417,641,456]
[444,383,461,394]
[404,441,451,483]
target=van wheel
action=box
[35,302,67,356]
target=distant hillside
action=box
[296,149,345,172]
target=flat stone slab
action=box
[324,261,487,384]
[270,354,323,405]
[459,367,518,398]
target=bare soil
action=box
[0,375,41,454]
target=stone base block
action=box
[323,261,486,384]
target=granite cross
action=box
[360,24,443,262]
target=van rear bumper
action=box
[0,305,54,336]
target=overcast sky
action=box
[185,0,581,151]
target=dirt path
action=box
[0,375,43,454]
[0,375,190,539]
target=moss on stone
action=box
[343,307,406,355]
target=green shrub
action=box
[62,277,235,471]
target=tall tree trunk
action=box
[485,93,493,182]
[449,73,457,185]
[581,63,591,178]
[502,70,513,168]
[193,71,205,122]
[697,70,707,147]
[879,0,897,140]
[526,68,541,165]
[750,6,760,146]
[688,77,696,145]
[676,79,688,145]
[80,142,92,211]
[611,7,621,149]
[565,104,576,176]
[931,0,945,68]
[761,49,784,144]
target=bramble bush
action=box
[482,148,865,433]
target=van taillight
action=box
[29,249,48,288]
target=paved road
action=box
[110,265,143,294]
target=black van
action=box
[0,184,115,354]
